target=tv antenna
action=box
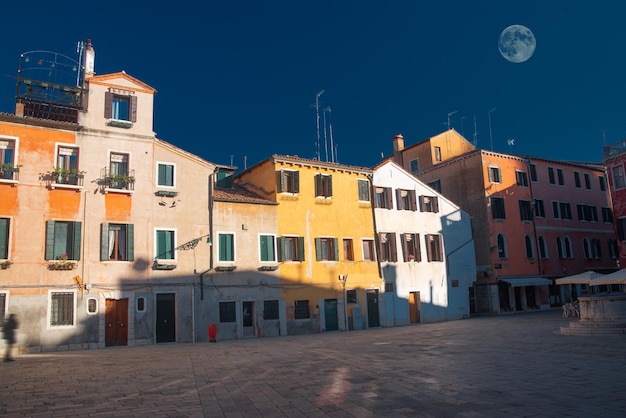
[472,114,478,147]
[507,138,515,153]
[460,116,467,137]
[314,90,325,160]
[488,108,496,151]
[447,111,458,131]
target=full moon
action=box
[498,24,536,63]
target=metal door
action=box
[324,299,339,331]
[156,293,176,343]
[366,289,380,328]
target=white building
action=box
[373,161,476,325]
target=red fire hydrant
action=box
[208,323,217,342]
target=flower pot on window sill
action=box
[1,262,11,270]
[49,262,77,271]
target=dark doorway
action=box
[324,299,339,331]
[242,301,255,337]
[105,298,128,346]
[366,289,380,328]
[409,291,421,323]
[514,287,524,311]
[156,293,176,343]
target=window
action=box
[420,195,439,213]
[602,207,614,223]
[592,239,602,259]
[0,293,6,324]
[557,236,573,259]
[343,238,354,261]
[315,237,339,261]
[409,158,419,174]
[279,236,305,262]
[375,187,393,209]
[362,239,375,261]
[219,301,236,322]
[428,179,441,193]
[519,200,533,221]
[534,199,545,218]
[577,205,598,222]
[218,233,235,262]
[553,201,571,220]
[107,152,133,190]
[425,234,443,262]
[105,91,137,122]
[315,174,332,198]
[516,170,528,187]
[101,223,134,261]
[611,165,626,189]
[277,170,299,193]
[488,166,501,183]
[434,146,442,162]
[491,197,506,220]
[54,145,81,185]
[618,218,626,241]
[584,173,591,190]
[497,234,507,258]
[259,234,276,262]
[599,175,607,192]
[557,168,564,185]
[401,233,421,262]
[357,179,370,201]
[45,221,81,260]
[385,282,394,292]
[378,232,397,262]
[137,297,146,312]
[346,290,357,304]
[538,236,548,259]
[0,137,17,180]
[583,238,592,259]
[609,239,618,259]
[525,235,534,259]
[529,163,537,182]
[216,171,233,188]
[574,171,581,188]
[86,297,98,315]
[548,167,555,184]
[263,300,279,320]
[397,189,417,211]
[157,162,175,187]
[50,291,75,327]
[294,300,310,319]
[0,218,9,260]
[155,229,175,260]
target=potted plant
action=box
[49,254,76,270]
[408,254,415,262]
[1,260,12,269]
[1,163,22,180]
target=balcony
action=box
[102,168,135,193]
[0,164,20,182]
[49,168,85,189]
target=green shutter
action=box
[100,223,109,261]
[0,218,8,259]
[297,237,305,261]
[260,235,268,261]
[332,238,339,261]
[72,221,82,260]
[277,171,285,193]
[293,171,300,193]
[45,221,55,260]
[315,237,322,261]
[126,224,134,261]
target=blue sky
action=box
[0,1,624,169]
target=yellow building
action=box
[236,155,382,334]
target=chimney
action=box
[15,102,24,117]
[83,39,95,80]
[392,134,405,153]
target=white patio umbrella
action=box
[555,270,604,285]
[589,268,626,286]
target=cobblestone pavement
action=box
[1,309,625,417]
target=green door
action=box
[324,299,339,331]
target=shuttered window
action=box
[45,221,82,260]
[101,223,134,261]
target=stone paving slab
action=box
[1,309,625,417]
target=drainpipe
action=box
[198,167,218,300]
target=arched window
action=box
[583,238,591,259]
[538,236,548,259]
[525,235,534,259]
[564,237,573,258]
[497,233,507,258]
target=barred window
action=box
[264,300,279,320]
[219,301,236,322]
[50,292,75,326]
[294,300,310,319]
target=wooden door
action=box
[409,291,421,324]
[105,298,128,346]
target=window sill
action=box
[259,265,279,271]
[104,187,134,195]
[50,183,83,191]
[108,119,133,128]
[216,266,237,272]
[153,263,177,270]
[0,179,18,186]
[155,190,178,197]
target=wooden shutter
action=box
[72,221,82,260]
[315,238,322,261]
[0,218,8,259]
[277,171,285,193]
[327,175,333,197]
[130,95,138,122]
[385,188,393,209]
[332,238,339,261]
[433,196,439,213]
[104,92,113,119]
[100,223,109,261]
[277,236,285,261]
[396,189,402,210]
[297,237,305,261]
[315,174,322,197]
[390,233,397,262]
[126,224,134,261]
[410,190,417,211]
[45,221,55,260]
[293,171,300,193]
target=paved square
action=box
[2,309,625,417]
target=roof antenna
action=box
[473,114,478,147]
[447,111,458,131]
[314,90,325,160]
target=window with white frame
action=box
[45,220,81,260]
[592,239,602,259]
[108,152,133,190]
[611,165,626,189]
[105,91,137,123]
[548,167,555,184]
[0,137,18,181]
[583,238,592,259]
[0,218,9,260]
[515,170,528,187]
[54,145,81,185]
[602,207,614,223]
[259,234,276,262]
[86,297,98,315]
[534,199,545,218]
[101,223,134,261]
[574,171,581,188]
[525,235,534,259]
[434,146,442,162]
[519,200,533,221]
[315,237,338,261]
[362,239,375,261]
[278,236,304,262]
[218,233,235,262]
[49,291,76,327]
[409,158,419,174]
[157,162,175,187]
[584,173,591,190]
[488,166,501,183]
[529,163,537,182]
[599,175,607,191]
[491,196,506,220]
[401,233,420,262]
[557,236,573,259]
[155,229,176,260]
[557,168,564,185]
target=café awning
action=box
[499,277,552,287]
